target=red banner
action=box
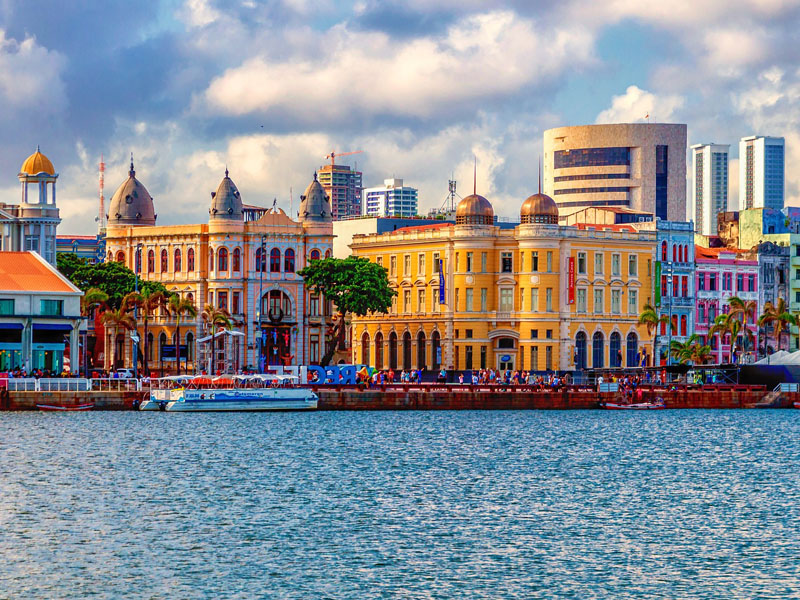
[568,256,575,305]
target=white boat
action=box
[602,400,666,410]
[140,374,317,412]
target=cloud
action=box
[0,30,67,116]
[177,0,221,28]
[595,85,685,124]
[201,11,595,124]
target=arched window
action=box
[592,331,604,368]
[431,331,441,370]
[218,247,228,272]
[417,331,426,370]
[270,248,281,273]
[402,331,412,370]
[160,249,168,272]
[672,244,677,262]
[159,332,167,363]
[661,241,667,261]
[187,248,195,272]
[261,290,293,320]
[626,332,638,367]
[147,250,155,273]
[310,249,320,261]
[186,331,194,362]
[610,332,621,367]
[134,248,142,274]
[233,248,241,272]
[187,292,194,308]
[375,332,384,370]
[147,332,154,362]
[680,315,687,337]
[255,248,265,272]
[174,249,182,272]
[325,249,332,259]
[575,332,587,370]
[116,251,125,263]
[361,332,370,365]
[284,248,295,273]
[107,251,113,262]
[389,331,398,369]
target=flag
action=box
[645,113,649,119]
[438,259,445,304]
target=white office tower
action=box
[691,143,729,236]
[739,136,785,211]
[363,178,419,217]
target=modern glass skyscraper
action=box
[691,143,729,236]
[363,178,419,217]
[317,164,363,220]
[738,136,785,211]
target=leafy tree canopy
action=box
[299,256,395,316]
[57,253,170,310]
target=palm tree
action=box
[689,342,713,365]
[201,303,233,373]
[168,295,198,375]
[127,289,168,375]
[79,288,109,376]
[727,296,758,358]
[638,303,673,366]
[709,313,743,363]
[670,334,701,365]
[100,304,135,371]
[758,298,794,352]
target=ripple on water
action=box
[0,410,799,599]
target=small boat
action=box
[37,403,94,411]
[140,374,317,412]
[794,401,800,409]
[602,400,666,410]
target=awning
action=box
[0,322,23,330]
[33,323,73,331]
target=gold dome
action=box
[20,147,55,176]
[520,192,559,224]
[456,194,494,225]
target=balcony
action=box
[791,255,800,266]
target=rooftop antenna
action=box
[538,156,542,194]
[98,154,105,234]
[473,155,477,195]
[289,186,293,218]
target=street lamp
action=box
[132,242,142,380]
[257,234,266,373]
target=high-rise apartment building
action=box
[691,143,729,236]
[363,178,419,217]
[543,123,687,221]
[739,136,785,211]
[318,164,363,220]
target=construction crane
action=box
[325,150,363,167]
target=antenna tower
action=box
[98,154,105,233]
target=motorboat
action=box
[140,374,317,412]
[601,399,666,410]
[37,403,94,411]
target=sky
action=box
[1,0,800,234]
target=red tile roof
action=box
[393,222,452,233]
[574,223,636,232]
[0,252,79,293]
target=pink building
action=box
[695,246,759,363]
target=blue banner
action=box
[438,259,445,304]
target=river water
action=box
[1,410,798,599]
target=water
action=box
[1,410,798,599]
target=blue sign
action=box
[438,260,445,304]
[500,354,511,362]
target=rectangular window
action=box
[391,295,397,314]
[577,252,587,274]
[698,274,706,291]
[310,335,319,364]
[418,254,425,275]
[655,145,668,220]
[465,346,473,370]
[709,273,717,291]
[530,288,539,312]
[594,252,604,275]
[545,346,553,370]
[466,288,474,312]
[465,329,473,338]
[520,253,524,272]
[628,289,637,315]
[466,252,473,273]
[480,288,487,312]
[40,300,64,317]
[455,288,460,311]
[404,255,411,275]
[480,346,487,369]
[404,290,411,312]
[390,256,397,276]
[433,252,440,272]
[546,251,553,273]
[232,291,240,314]
[531,346,539,370]
[481,252,487,273]
[577,288,587,313]
[418,289,425,312]
[501,252,513,273]
[546,329,553,339]
[611,254,621,277]
[0,299,14,315]
[737,273,743,292]
[594,289,604,313]
[520,288,525,311]
[546,288,553,311]
[309,295,319,316]
[531,329,539,339]
[376,256,383,267]
[531,251,539,272]
[500,288,513,311]
[628,255,638,276]
[611,289,621,314]
[217,291,228,311]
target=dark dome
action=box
[456,194,494,225]
[521,192,559,224]
[107,157,156,227]
[209,169,243,220]
[298,172,332,223]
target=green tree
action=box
[127,289,169,375]
[670,334,712,365]
[100,292,138,371]
[727,296,757,357]
[56,252,88,280]
[299,256,395,366]
[638,303,673,366]
[169,295,198,375]
[758,298,795,352]
[59,258,169,310]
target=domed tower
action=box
[455,193,494,225]
[209,168,243,221]
[520,192,559,224]
[107,155,156,227]
[298,172,332,224]
[17,147,61,264]
[19,146,58,206]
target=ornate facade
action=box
[104,163,333,373]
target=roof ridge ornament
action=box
[129,152,135,177]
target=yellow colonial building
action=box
[350,189,656,373]
[104,160,334,373]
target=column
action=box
[70,324,80,376]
